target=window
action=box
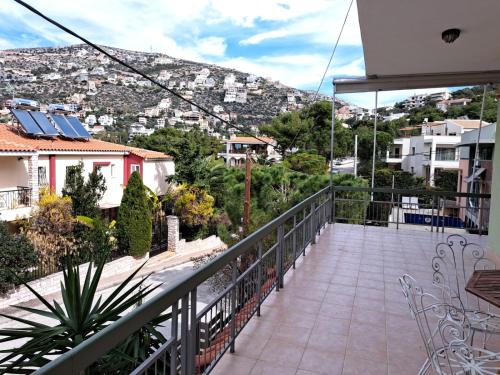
[411,167,414,174]
[38,166,48,187]
[131,164,140,173]
[110,164,115,177]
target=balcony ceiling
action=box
[335,0,500,93]
[358,0,500,76]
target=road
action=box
[332,156,357,175]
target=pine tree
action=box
[117,172,152,257]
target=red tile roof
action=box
[0,125,171,160]
[225,136,275,145]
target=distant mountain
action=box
[0,44,346,135]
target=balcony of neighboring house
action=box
[385,146,402,163]
[34,185,495,375]
[0,155,36,221]
[218,138,279,166]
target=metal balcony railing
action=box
[332,186,490,234]
[35,186,332,375]
[0,187,32,211]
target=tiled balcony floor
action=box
[212,223,490,375]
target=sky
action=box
[0,0,450,108]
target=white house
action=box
[386,119,487,185]
[0,123,174,221]
[98,115,114,127]
[218,136,281,166]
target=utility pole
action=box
[354,134,358,177]
[243,148,252,234]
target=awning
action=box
[333,70,500,94]
[465,167,486,183]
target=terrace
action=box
[34,186,494,374]
[212,224,490,375]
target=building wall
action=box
[142,160,175,195]
[0,156,29,190]
[50,154,125,207]
[489,90,500,253]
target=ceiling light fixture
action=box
[442,28,461,44]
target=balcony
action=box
[32,186,493,374]
[213,224,490,375]
[0,187,32,221]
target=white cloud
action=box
[195,36,227,57]
[216,53,363,89]
[239,0,361,46]
[240,29,291,45]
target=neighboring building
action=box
[385,137,411,170]
[401,91,450,110]
[436,98,472,112]
[129,123,154,137]
[0,124,174,221]
[386,119,487,185]
[383,112,408,121]
[218,136,281,166]
[456,123,496,231]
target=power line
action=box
[12,0,277,149]
[285,0,354,153]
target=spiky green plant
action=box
[0,256,168,374]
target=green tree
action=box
[130,128,221,184]
[260,111,307,157]
[434,169,458,191]
[354,125,394,162]
[284,151,328,175]
[408,105,445,124]
[117,172,152,257]
[62,162,106,218]
[0,222,37,295]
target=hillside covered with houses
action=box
[0,44,348,140]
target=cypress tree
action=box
[117,172,152,257]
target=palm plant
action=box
[0,255,169,374]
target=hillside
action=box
[0,44,344,137]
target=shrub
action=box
[117,172,152,257]
[26,189,76,269]
[165,183,215,240]
[0,223,37,295]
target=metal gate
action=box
[150,213,169,257]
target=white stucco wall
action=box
[142,159,175,195]
[50,154,125,207]
[0,156,30,190]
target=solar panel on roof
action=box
[28,111,59,137]
[65,116,91,139]
[11,109,44,136]
[51,114,81,139]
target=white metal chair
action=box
[400,274,500,374]
[432,234,500,347]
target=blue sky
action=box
[0,0,450,108]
